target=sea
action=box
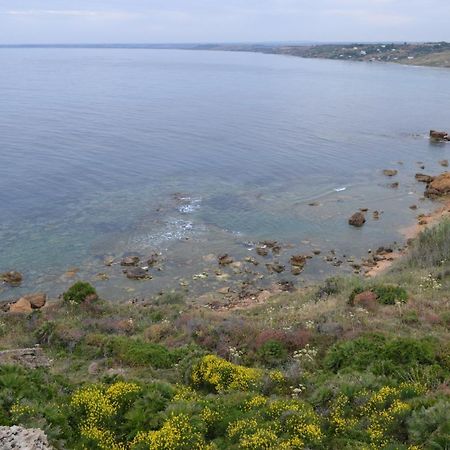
[1,48,450,300]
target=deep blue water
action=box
[1,49,450,299]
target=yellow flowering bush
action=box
[71,382,140,449]
[330,382,427,447]
[192,355,263,392]
[244,395,268,411]
[130,413,210,450]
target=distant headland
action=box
[2,41,450,67]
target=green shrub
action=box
[373,285,408,305]
[407,399,450,449]
[105,337,176,369]
[63,281,97,305]
[324,334,438,376]
[257,340,288,367]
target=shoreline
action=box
[365,197,450,277]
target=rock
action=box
[277,280,295,292]
[0,347,51,369]
[103,256,115,266]
[217,287,230,295]
[202,254,216,263]
[439,160,449,167]
[349,212,366,227]
[1,271,23,285]
[23,293,46,309]
[372,211,380,220]
[415,173,434,183]
[425,172,450,197]
[218,254,233,266]
[313,250,321,255]
[125,267,151,280]
[147,253,160,267]
[388,182,399,188]
[409,205,418,210]
[121,256,140,266]
[290,255,307,268]
[383,169,398,177]
[261,240,281,254]
[317,322,344,337]
[430,130,448,141]
[308,202,319,206]
[266,263,285,274]
[88,361,102,375]
[96,273,109,281]
[9,298,32,314]
[244,257,259,266]
[353,291,378,310]
[256,246,269,257]
[0,425,53,450]
[359,208,369,212]
[257,290,272,303]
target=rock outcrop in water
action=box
[1,271,23,285]
[425,172,450,197]
[430,130,449,141]
[349,212,366,227]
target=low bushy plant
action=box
[63,281,97,305]
[373,285,408,305]
[324,334,438,376]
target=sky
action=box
[0,0,449,44]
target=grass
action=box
[406,217,450,268]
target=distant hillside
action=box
[194,41,450,68]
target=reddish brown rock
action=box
[23,293,47,309]
[349,212,366,227]
[290,255,307,268]
[9,298,32,314]
[430,130,448,140]
[425,172,450,197]
[353,291,378,311]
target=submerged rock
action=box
[218,254,233,266]
[1,271,23,285]
[383,169,398,177]
[415,173,434,183]
[121,256,140,267]
[256,246,269,257]
[266,263,285,274]
[439,160,449,167]
[125,267,151,280]
[349,212,366,227]
[290,255,307,269]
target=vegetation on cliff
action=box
[0,220,449,449]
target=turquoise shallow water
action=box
[1,49,450,300]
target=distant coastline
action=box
[2,41,450,68]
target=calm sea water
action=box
[1,49,450,300]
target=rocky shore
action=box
[1,130,449,311]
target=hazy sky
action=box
[0,0,449,44]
